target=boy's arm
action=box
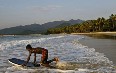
[33,53,36,64]
[25,52,31,65]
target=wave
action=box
[0,35,64,50]
[0,34,115,73]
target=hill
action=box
[0,19,84,35]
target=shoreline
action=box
[71,32,116,36]
[0,32,116,37]
[79,34,116,65]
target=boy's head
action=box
[26,44,32,50]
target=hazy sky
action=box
[0,0,116,29]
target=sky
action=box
[0,0,116,29]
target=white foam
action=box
[0,35,65,50]
[0,34,115,73]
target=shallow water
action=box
[0,34,116,73]
[79,34,116,65]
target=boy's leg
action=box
[46,57,59,64]
[41,49,48,64]
[52,57,59,63]
[41,49,59,65]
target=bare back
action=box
[30,47,44,54]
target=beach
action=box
[78,32,116,65]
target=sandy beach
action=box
[71,32,116,36]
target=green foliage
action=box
[47,14,116,34]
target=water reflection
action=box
[79,34,116,65]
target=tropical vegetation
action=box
[47,14,116,34]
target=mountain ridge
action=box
[0,19,84,35]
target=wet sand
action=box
[79,34,116,65]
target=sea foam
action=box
[0,34,115,73]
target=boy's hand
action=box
[32,62,40,67]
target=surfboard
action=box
[8,58,40,67]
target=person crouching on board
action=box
[23,44,59,67]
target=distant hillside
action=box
[0,19,84,35]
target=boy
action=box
[23,44,59,67]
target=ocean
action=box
[79,34,116,65]
[0,34,116,73]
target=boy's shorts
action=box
[41,49,48,64]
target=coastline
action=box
[71,32,116,36]
[78,34,116,65]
